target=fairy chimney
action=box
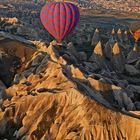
[127,43,140,63]
[89,41,109,70]
[111,42,125,73]
[91,28,100,46]
[123,30,129,42]
[117,29,123,43]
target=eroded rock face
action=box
[0,37,139,140]
[0,38,36,86]
[1,91,140,140]
[0,19,140,140]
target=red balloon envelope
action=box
[40,2,80,42]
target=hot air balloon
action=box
[40,1,80,43]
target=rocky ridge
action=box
[0,18,140,140]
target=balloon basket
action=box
[57,42,63,46]
[50,40,64,47]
